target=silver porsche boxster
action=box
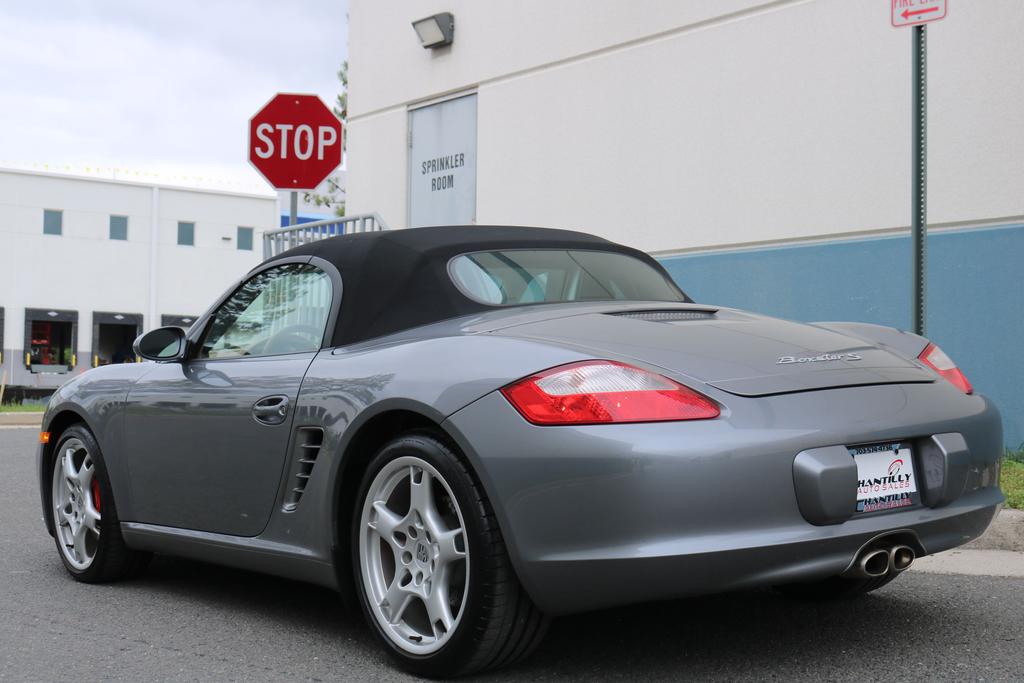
[38,226,1004,677]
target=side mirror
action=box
[134,326,187,362]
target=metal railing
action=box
[262,213,389,259]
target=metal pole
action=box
[148,186,159,333]
[289,191,298,226]
[912,25,927,336]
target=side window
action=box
[200,264,332,359]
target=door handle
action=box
[252,395,290,425]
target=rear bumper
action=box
[445,383,1004,615]
[511,489,1001,614]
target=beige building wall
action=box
[346,0,1024,253]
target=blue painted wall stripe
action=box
[659,223,1024,449]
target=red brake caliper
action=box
[91,478,102,513]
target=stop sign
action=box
[248,93,343,190]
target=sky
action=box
[0,0,348,194]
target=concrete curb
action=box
[966,508,1024,552]
[0,413,44,427]
[915,509,1024,575]
[913,549,1024,577]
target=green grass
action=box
[0,403,47,413]
[1003,452,1024,510]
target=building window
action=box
[237,226,254,251]
[110,215,128,240]
[43,209,62,235]
[177,221,195,246]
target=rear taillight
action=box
[500,360,720,425]
[918,343,972,395]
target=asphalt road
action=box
[2,426,1022,682]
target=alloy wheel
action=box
[51,438,102,570]
[359,455,469,654]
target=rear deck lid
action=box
[494,306,934,397]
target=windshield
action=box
[448,249,685,306]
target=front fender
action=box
[38,364,149,530]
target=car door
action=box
[123,260,336,536]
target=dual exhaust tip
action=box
[844,544,915,579]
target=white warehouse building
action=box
[345,0,1024,446]
[0,168,277,393]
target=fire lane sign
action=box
[892,0,947,28]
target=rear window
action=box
[448,249,684,306]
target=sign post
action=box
[248,93,344,226]
[891,0,946,336]
[911,24,927,336]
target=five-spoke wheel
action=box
[51,437,102,570]
[353,433,547,677]
[359,455,469,654]
[48,425,150,582]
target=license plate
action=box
[849,442,918,513]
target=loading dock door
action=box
[161,314,199,331]
[408,93,477,227]
[92,311,142,366]
[25,308,77,373]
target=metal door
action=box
[408,93,477,227]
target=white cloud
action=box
[0,0,347,190]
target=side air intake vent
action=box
[283,427,324,512]
[610,310,716,322]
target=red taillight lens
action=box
[918,343,972,395]
[500,360,720,425]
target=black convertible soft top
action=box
[267,225,686,346]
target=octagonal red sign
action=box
[248,93,343,190]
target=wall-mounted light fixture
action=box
[412,12,454,49]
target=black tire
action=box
[48,424,151,582]
[352,432,548,678]
[775,571,900,600]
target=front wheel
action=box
[49,425,150,582]
[353,433,547,677]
